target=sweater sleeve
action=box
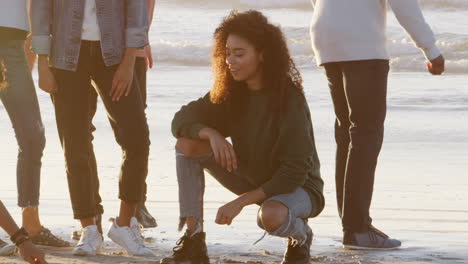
[171,92,229,139]
[261,92,318,198]
[388,0,441,60]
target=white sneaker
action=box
[72,225,103,256]
[0,239,15,256]
[107,217,154,256]
[129,217,145,245]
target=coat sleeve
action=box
[30,0,52,55]
[125,0,149,48]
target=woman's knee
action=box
[259,200,289,232]
[176,138,211,157]
[18,124,46,158]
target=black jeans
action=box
[51,41,150,219]
[88,57,149,205]
[324,60,389,233]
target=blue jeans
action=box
[176,149,314,244]
[0,39,46,208]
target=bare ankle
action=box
[186,217,202,235]
[22,207,42,235]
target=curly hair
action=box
[0,59,8,91]
[210,10,304,116]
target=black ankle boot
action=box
[161,230,209,264]
[282,228,313,264]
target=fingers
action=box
[428,55,445,75]
[229,146,238,170]
[124,81,132,97]
[225,147,232,172]
[110,76,119,99]
[215,209,223,225]
[215,210,231,225]
[219,147,227,169]
[148,54,153,69]
[213,146,220,164]
[110,80,132,101]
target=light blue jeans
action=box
[176,150,314,244]
[0,39,45,208]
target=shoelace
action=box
[173,235,189,254]
[130,224,145,246]
[124,227,146,249]
[78,228,94,246]
[42,229,67,244]
[370,226,389,239]
[368,226,389,245]
[252,231,267,245]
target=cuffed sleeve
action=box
[172,93,229,139]
[125,0,149,48]
[30,0,52,55]
[422,45,441,61]
[389,0,441,61]
[31,35,51,55]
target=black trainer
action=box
[282,226,313,264]
[161,230,209,264]
[343,226,401,250]
[136,202,158,228]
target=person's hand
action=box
[17,240,48,264]
[37,56,57,94]
[427,55,445,75]
[202,128,237,172]
[145,45,153,70]
[110,58,135,102]
[215,199,244,225]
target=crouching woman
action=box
[167,10,325,264]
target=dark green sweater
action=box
[172,87,324,218]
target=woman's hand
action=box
[427,55,445,75]
[199,127,237,172]
[145,45,153,70]
[110,48,137,101]
[37,56,57,94]
[215,199,244,225]
[18,240,48,264]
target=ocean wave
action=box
[170,0,311,9]
[420,0,468,10]
[171,0,468,10]
[152,29,468,73]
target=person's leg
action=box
[51,55,101,223]
[323,62,350,220]
[91,56,150,228]
[0,40,45,218]
[339,60,389,233]
[133,56,157,228]
[257,188,313,264]
[0,40,69,247]
[175,138,256,232]
[338,60,400,249]
[87,85,104,232]
[162,138,255,264]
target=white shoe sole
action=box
[343,244,401,251]
[72,241,102,256]
[108,223,154,256]
[0,244,15,256]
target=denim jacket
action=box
[30,0,149,71]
